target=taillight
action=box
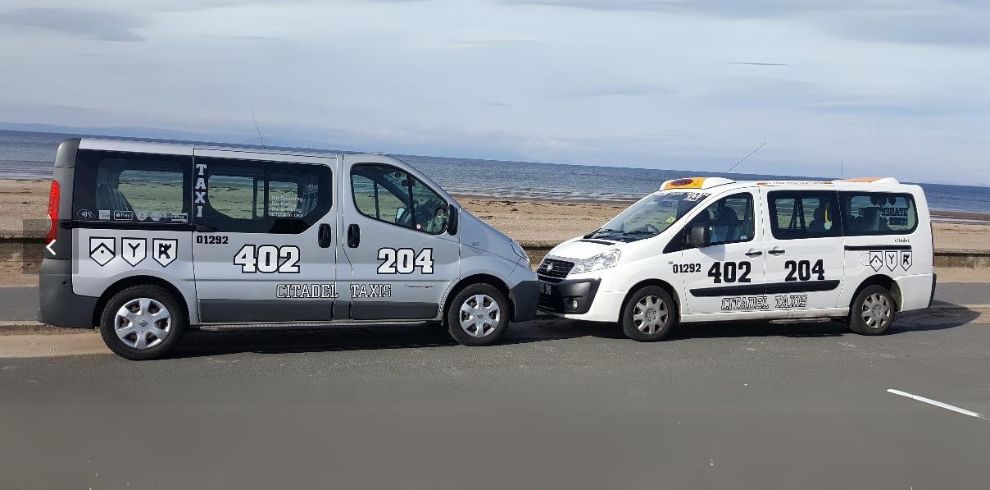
[46,180,60,244]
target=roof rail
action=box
[660,177,735,191]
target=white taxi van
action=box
[537,177,935,340]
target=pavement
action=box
[1,285,989,488]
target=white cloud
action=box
[0,0,987,184]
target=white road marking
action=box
[887,389,985,420]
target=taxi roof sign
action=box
[660,177,735,191]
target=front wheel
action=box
[447,284,509,346]
[99,285,186,360]
[849,285,896,335]
[621,286,678,341]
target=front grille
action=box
[537,258,574,280]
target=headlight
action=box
[570,249,621,274]
[510,241,530,264]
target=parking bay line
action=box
[887,389,985,420]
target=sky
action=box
[0,0,988,185]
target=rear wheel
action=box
[621,286,677,341]
[849,285,895,335]
[446,283,509,346]
[99,285,186,360]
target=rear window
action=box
[842,192,918,235]
[72,150,191,225]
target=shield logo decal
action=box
[884,251,898,271]
[900,251,913,271]
[121,238,147,267]
[869,251,883,272]
[152,238,178,267]
[89,237,115,267]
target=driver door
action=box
[678,190,768,317]
[338,157,460,320]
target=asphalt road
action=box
[2,282,988,322]
[1,305,989,488]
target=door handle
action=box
[768,247,786,256]
[318,223,332,249]
[195,224,217,233]
[745,249,763,257]
[347,224,360,248]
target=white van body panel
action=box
[539,178,935,326]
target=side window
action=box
[207,166,264,220]
[72,150,191,225]
[686,193,755,248]
[198,158,332,234]
[411,178,449,234]
[842,192,918,235]
[351,164,449,235]
[768,191,840,240]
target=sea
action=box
[2,129,989,216]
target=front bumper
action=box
[510,280,540,322]
[538,278,601,314]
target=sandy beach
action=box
[1,178,987,286]
[3,178,989,248]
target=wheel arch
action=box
[441,273,512,325]
[849,274,902,312]
[93,275,191,327]
[619,278,682,323]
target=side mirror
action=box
[447,203,458,235]
[395,207,406,222]
[688,224,710,248]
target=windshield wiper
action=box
[584,228,622,239]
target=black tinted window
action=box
[351,164,449,235]
[72,150,191,225]
[842,192,918,235]
[197,158,332,234]
[768,191,840,240]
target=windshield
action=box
[586,191,709,242]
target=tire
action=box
[99,285,186,360]
[849,285,896,335]
[446,283,510,346]
[621,286,678,342]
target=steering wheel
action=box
[644,223,660,234]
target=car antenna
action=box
[250,108,267,149]
[726,142,766,173]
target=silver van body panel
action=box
[40,138,538,328]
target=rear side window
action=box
[351,164,449,235]
[842,192,918,235]
[197,158,332,234]
[72,150,191,225]
[768,191,840,240]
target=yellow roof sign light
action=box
[660,177,735,191]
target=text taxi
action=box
[537,176,935,341]
[39,139,538,359]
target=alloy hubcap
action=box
[633,295,668,335]
[114,298,171,349]
[459,294,501,338]
[861,293,891,329]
